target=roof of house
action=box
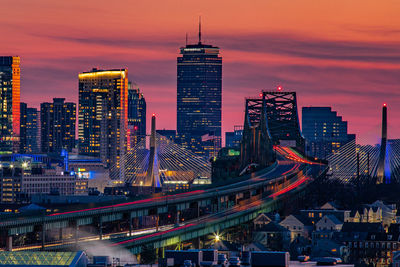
[316,214,343,226]
[319,202,340,210]
[255,221,290,233]
[292,214,313,226]
[254,213,274,224]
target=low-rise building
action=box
[253,221,291,250]
[21,174,88,196]
[316,215,343,232]
[300,208,351,224]
[280,214,313,240]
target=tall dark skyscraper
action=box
[177,23,222,157]
[78,68,128,168]
[20,103,39,153]
[127,81,146,149]
[302,107,355,159]
[0,56,20,154]
[40,98,76,153]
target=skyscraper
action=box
[78,68,128,168]
[20,103,27,153]
[302,107,355,159]
[0,56,20,154]
[177,23,222,157]
[40,98,76,153]
[127,82,146,149]
[26,107,39,153]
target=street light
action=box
[214,234,220,242]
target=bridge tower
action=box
[146,114,161,188]
[240,94,275,170]
[261,91,305,153]
[376,103,388,184]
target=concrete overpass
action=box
[0,147,327,253]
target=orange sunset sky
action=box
[1,0,400,143]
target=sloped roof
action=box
[325,214,343,225]
[255,221,290,232]
[254,213,274,223]
[320,202,339,210]
[292,214,313,226]
[0,251,85,267]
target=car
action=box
[217,254,228,266]
[228,257,241,267]
[316,257,337,265]
[298,255,310,262]
[183,260,193,267]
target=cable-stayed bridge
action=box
[110,114,211,189]
[326,104,400,184]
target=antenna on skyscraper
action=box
[186,33,188,46]
[198,16,202,44]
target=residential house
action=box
[280,214,313,240]
[348,205,382,223]
[300,209,351,224]
[253,221,291,250]
[316,215,343,232]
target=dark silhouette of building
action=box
[225,126,243,148]
[302,107,355,159]
[127,81,146,149]
[0,56,20,154]
[40,98,76,153]
[78,68,128,168]
[156,130,177,141]
[177,22,222,158]
[20,104,39,154]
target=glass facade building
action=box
[78,68,128,169]
[177,39,222,158]
[40,98,76,153]
[302,107,355,159]
[225,125,243,148]
[20,103,39,153]
[127,81,146,149]
[0,56,20,154]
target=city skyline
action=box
[1,0,400,143]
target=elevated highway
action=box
[0,147,327,253]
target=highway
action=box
[3,146,326,252]
[111,160,314,247]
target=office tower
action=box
[20,103,27,153]
[302,107,355,159]
[40,98,76,153]
[78,68,128,168]
[0,56,20,154]
[20,103,39,153]
[177,23,222,158]
[127,82,146,149]
[156,130,177,141]
[225,126,243,148]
